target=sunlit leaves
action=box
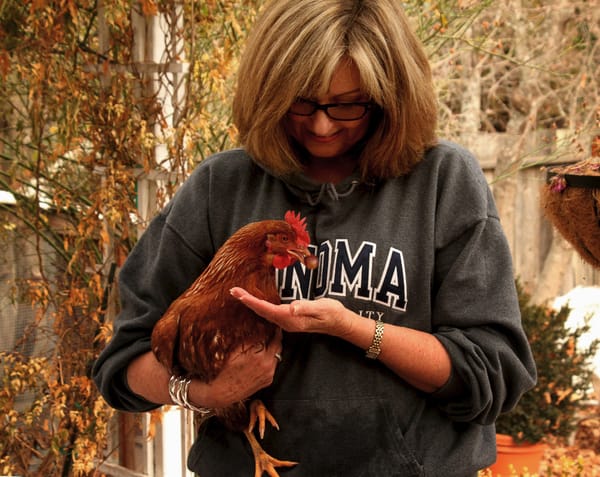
[1,0,138,474]
[0,351,113,474]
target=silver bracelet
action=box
[168,375,213,416]
[365,320,385,359]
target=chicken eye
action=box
[280,234,289,242]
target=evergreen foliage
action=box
[495,282,599,444]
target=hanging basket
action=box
[541,158,600,269]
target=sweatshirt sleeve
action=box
[426,146,536,424]
[92,177,212,412]
[430,215,537,424]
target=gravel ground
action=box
[541,406,600,476]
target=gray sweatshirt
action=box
[92,140,536,477]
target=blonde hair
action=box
[232,0,438,180]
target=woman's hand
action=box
[126,329,283,410]
[230,286,452,393]
[194,333,282,408]
[230,287,354,338]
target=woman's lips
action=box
[307,131,341,143]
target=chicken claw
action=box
[245,400,297,476]
[243,429,297,477]
[248,399,279,439]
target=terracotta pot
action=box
[487,434,547,476]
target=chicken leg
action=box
[245,400,297,477]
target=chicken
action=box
[151,210,317,477]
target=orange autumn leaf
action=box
[141,0,158,16]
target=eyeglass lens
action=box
[289,100,371,121]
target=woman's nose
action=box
[309,109,337,135]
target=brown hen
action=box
[151,211,317,477]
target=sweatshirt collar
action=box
[286,166,364,203]
[262,161,366,205]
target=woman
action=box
[93,0,536,475]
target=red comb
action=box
[284,210,310,247]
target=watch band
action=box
[365,320,385,359]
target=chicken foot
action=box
[248,399,280,438]
[245,399,297,477]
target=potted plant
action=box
[489,281,599,476]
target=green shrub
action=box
[495,282,599,444]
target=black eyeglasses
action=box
[289,98,373,121]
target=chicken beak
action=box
[287,247,318,269]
